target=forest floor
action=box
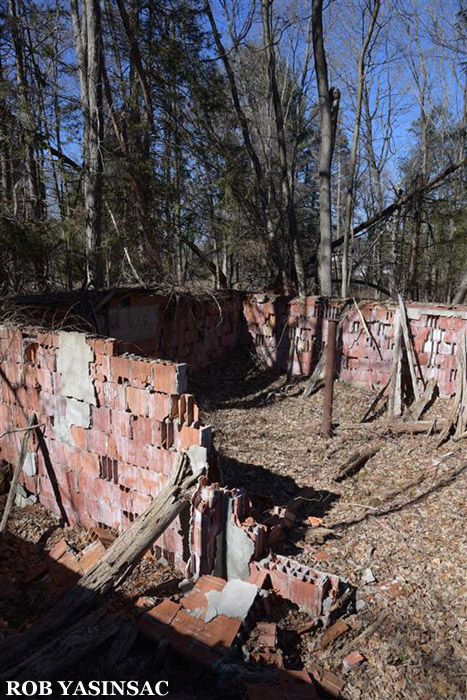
[197,354,467,700]
[0,354,466,698]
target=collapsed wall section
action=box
[244,295,467,396]
[0,325,211,569]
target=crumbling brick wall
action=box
[244,295,467,396]
[0,325,211,569]
[105,292,243,368]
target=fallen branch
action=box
[0,422,45,440]
[0,450,205,676]
[360,380,390,423]
[334,611,390,661]
[335,446,380,482]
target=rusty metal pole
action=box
[322,318,338,437]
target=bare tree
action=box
[341,0,380,297]
[312,0,339,296]
[71,0,103,289]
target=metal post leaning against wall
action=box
[322,317,338,437]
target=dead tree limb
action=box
[0,450,205,675]
[335,446,380,482]
[335,611,390,661]
[7,610,122,680]
[0,415,36,544]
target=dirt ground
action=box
[0,354,466,699]
[196,355,467,700]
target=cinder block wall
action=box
[0,325,211,569]
[105,292,243,368]
[244,295,467,396]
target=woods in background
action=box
[1,0,467,302]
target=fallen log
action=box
[7,610,122,680]
[335,446,380,482]
[0,449,206,676]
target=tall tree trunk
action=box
[72,0,104,289]
[204,0,287,286]
[261,0,305,295]
[84,0,104,288]
[341,0,380,298]
[312,0,337,297]
[8,0,42,219]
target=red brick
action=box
[79,540,106,572]
[152,362,179,394]
[70,425,88,450]
[88,429,108,455]
[152,421,167,448]
[110,355,131,382]
[108,382,128,410]
[79,450,100,476]
[114,434,146,467]
[118,462,140,490]
[126,386,148,416]
[147,392,172,421]
[138,468,164,496]
[130,359,151,387]
[91,406,111,432]
[132,415,152,444]
[111,409,132,438]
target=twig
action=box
[0,423,45,440]
[0,416,36,543]
[334,611,390,661]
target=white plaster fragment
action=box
[57,331,96,404]
[23,451,37,477]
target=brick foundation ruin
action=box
[2,290,467,574]
[245,295,467,396]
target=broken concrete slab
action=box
[204,579,258,623]
[225,496,256,581]
[15,482,37,507]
